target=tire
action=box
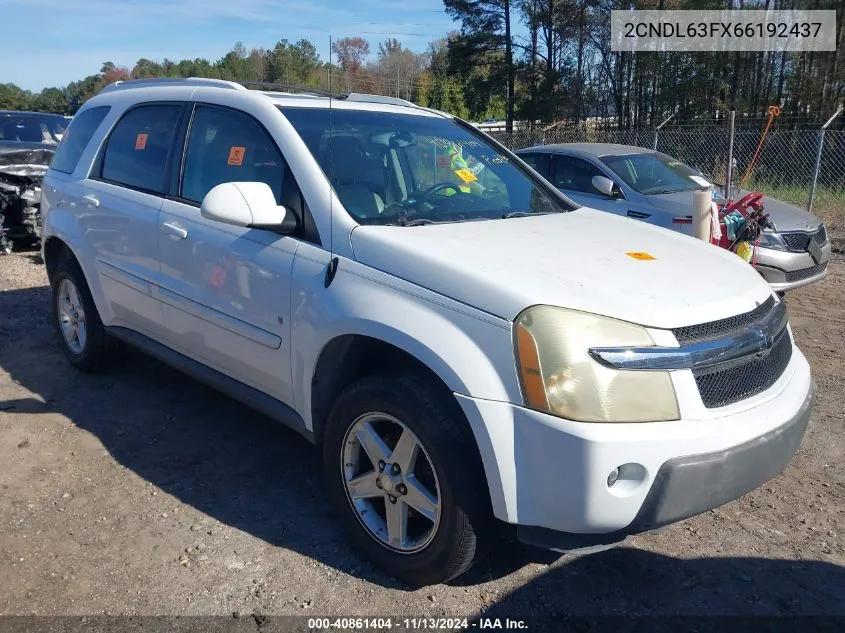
[322,372,494,586]
[51,252,116,373]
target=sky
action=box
[0,0,461,92]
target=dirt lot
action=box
[0,247,843,618]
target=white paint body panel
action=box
[40,83,814,538]
[350,208,774,326]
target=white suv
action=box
[41,78,815,586]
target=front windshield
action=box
[0,113,67,145]
[600,152,711,195]
[279,106,567,225]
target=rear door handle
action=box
[82,194,100,208]
[161,222,188,239]
[627,210,651,219]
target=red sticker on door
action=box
[228,146,246,166]
[135,133,148,150]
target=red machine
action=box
[710,191,772,265]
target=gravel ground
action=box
[0,246,843,618]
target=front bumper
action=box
[755,243,831,292]
[518,383,813,551]
[455,345,814,545]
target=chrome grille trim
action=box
[589,300,788,373]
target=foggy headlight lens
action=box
[757,230,788,251]
[515,306,680,423]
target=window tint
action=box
[181,105,284,204]
[50,106,109,174]
[0,112,67,144]
[101,104,181,193]
[551,155,607,194]
[519,153,550,178]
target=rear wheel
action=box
[323,373,494,586]
[51,254,116,372]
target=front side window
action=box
[100,104,181,194]
[600,152,709,195]
[279,107,568,225]
[550,155,607,194]
[181,105,285,204]
[51,106,110,174]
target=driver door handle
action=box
[82,194,100,208]
[161,222,188,239]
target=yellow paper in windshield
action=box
[454,168,478,183]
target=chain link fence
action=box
[488,115,845,228]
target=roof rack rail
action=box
[239,81,339,98]
[98,77,246,94]
[343,93,414,107]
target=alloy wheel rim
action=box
[57,278,86,354]
[341,412,442,553]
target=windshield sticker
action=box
[421,136,484,150]
[437,155,450,167]
[690,175,712,187]
[454,168,478,183]
[479,154,509,165]
[626,251,656,260]
[134,133,148,150]
[228,146,246,166]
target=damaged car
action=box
[0,110,67,253]
[0,147,51,254]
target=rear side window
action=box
[100,104,181,194]
[51,106,110,174]
[181,105,284,204]
[519,153,550,178]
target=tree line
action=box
[1,0,843,130]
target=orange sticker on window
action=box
[626,251,656,260]
[454,168,477,183]
[135,133,148,150]
[228,146,246,166]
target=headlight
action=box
[757,230,787,251]
[514,306,679,423]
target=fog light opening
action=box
[607,467,620,488]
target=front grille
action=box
[785,262,828,283]
[781,232,811,251]
[693,331,793,408]
[672,296,776,344]
[781,226,828,252]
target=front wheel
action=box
[322,373,494,586]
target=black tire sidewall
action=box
[323,374,489,586]
[51,258,107,370]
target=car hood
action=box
[349,208,774,328]
[747,194,821,232]
[643,189,822,232]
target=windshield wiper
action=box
[501,210,555,219]
[394,217,436,227]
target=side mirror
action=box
[592,175,620,198]
[200,182,296,233]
